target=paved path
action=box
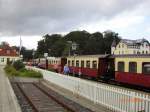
[0,66,21,112]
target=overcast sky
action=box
[0,0,150,49]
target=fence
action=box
[27,66,150,112]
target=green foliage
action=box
[36,30,121,57]
[4,65,16,74]
[18,69,42,78]
[4,65,42,78]
[13,60,25,70]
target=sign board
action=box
[44,53,48,57]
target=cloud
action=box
[0,0,150,48]
[0,0,144,36]
[0,35,42,49]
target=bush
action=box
[4,65,19,76]
[13,60,25,70]
[19,69,42,78]
[4,64,42,78]
[26,70,42,78]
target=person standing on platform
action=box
[63,64,70,75]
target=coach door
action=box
[61,58,67,72]
[98,58,115,76]
[98,58,107,75]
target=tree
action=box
[36,30,121,57]
[103,30,121,54]
[84,32,104,54]
[64,30,91,55]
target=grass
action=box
[4,65,43,78]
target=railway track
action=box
[12,82,93,112]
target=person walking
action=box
[63,64,70,75]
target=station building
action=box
[111,38,150,55]
[0,42,20,65]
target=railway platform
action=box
[0,66,21,112]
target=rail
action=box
[26,66,150,112]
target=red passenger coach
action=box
[67,55,114,79]
[37,57,67,73]
[115,55,150,88]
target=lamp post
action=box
[44,53,48,69]
[71,42,78,76]
[32,49,35,66]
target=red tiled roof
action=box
[0,45,19,57]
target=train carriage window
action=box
[129,62,137,73]
[81,60,84,67]
[118,62,124,72]
[76,60,79,67]
[72,60,74,66]
[68,60,70,66]
[142,63,150,74]
[92,61,97,69]
[86,61,90,68]
[49,61,51,64]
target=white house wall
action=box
[0,56,20,65]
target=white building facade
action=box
[111,39,150,55]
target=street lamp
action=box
[71,42,79,76]
[72,42,78,53]
[44,53,48,69]
[32,49,35,66]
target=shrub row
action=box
[4,60,42,78]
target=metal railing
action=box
[26,66,150,112]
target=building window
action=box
[142,63,150,74]
[76,60,79,67]
[68,60,70,66]
[81,60,84,67]
[92,61,97,69]
[86,61,90,68]
[122,44,124,48]
[118,62,124,72]
[1,58,4,62]
[129,62,137,73]
[146,51,148,54]
[142,51,144,54]
[72,60,74,66]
